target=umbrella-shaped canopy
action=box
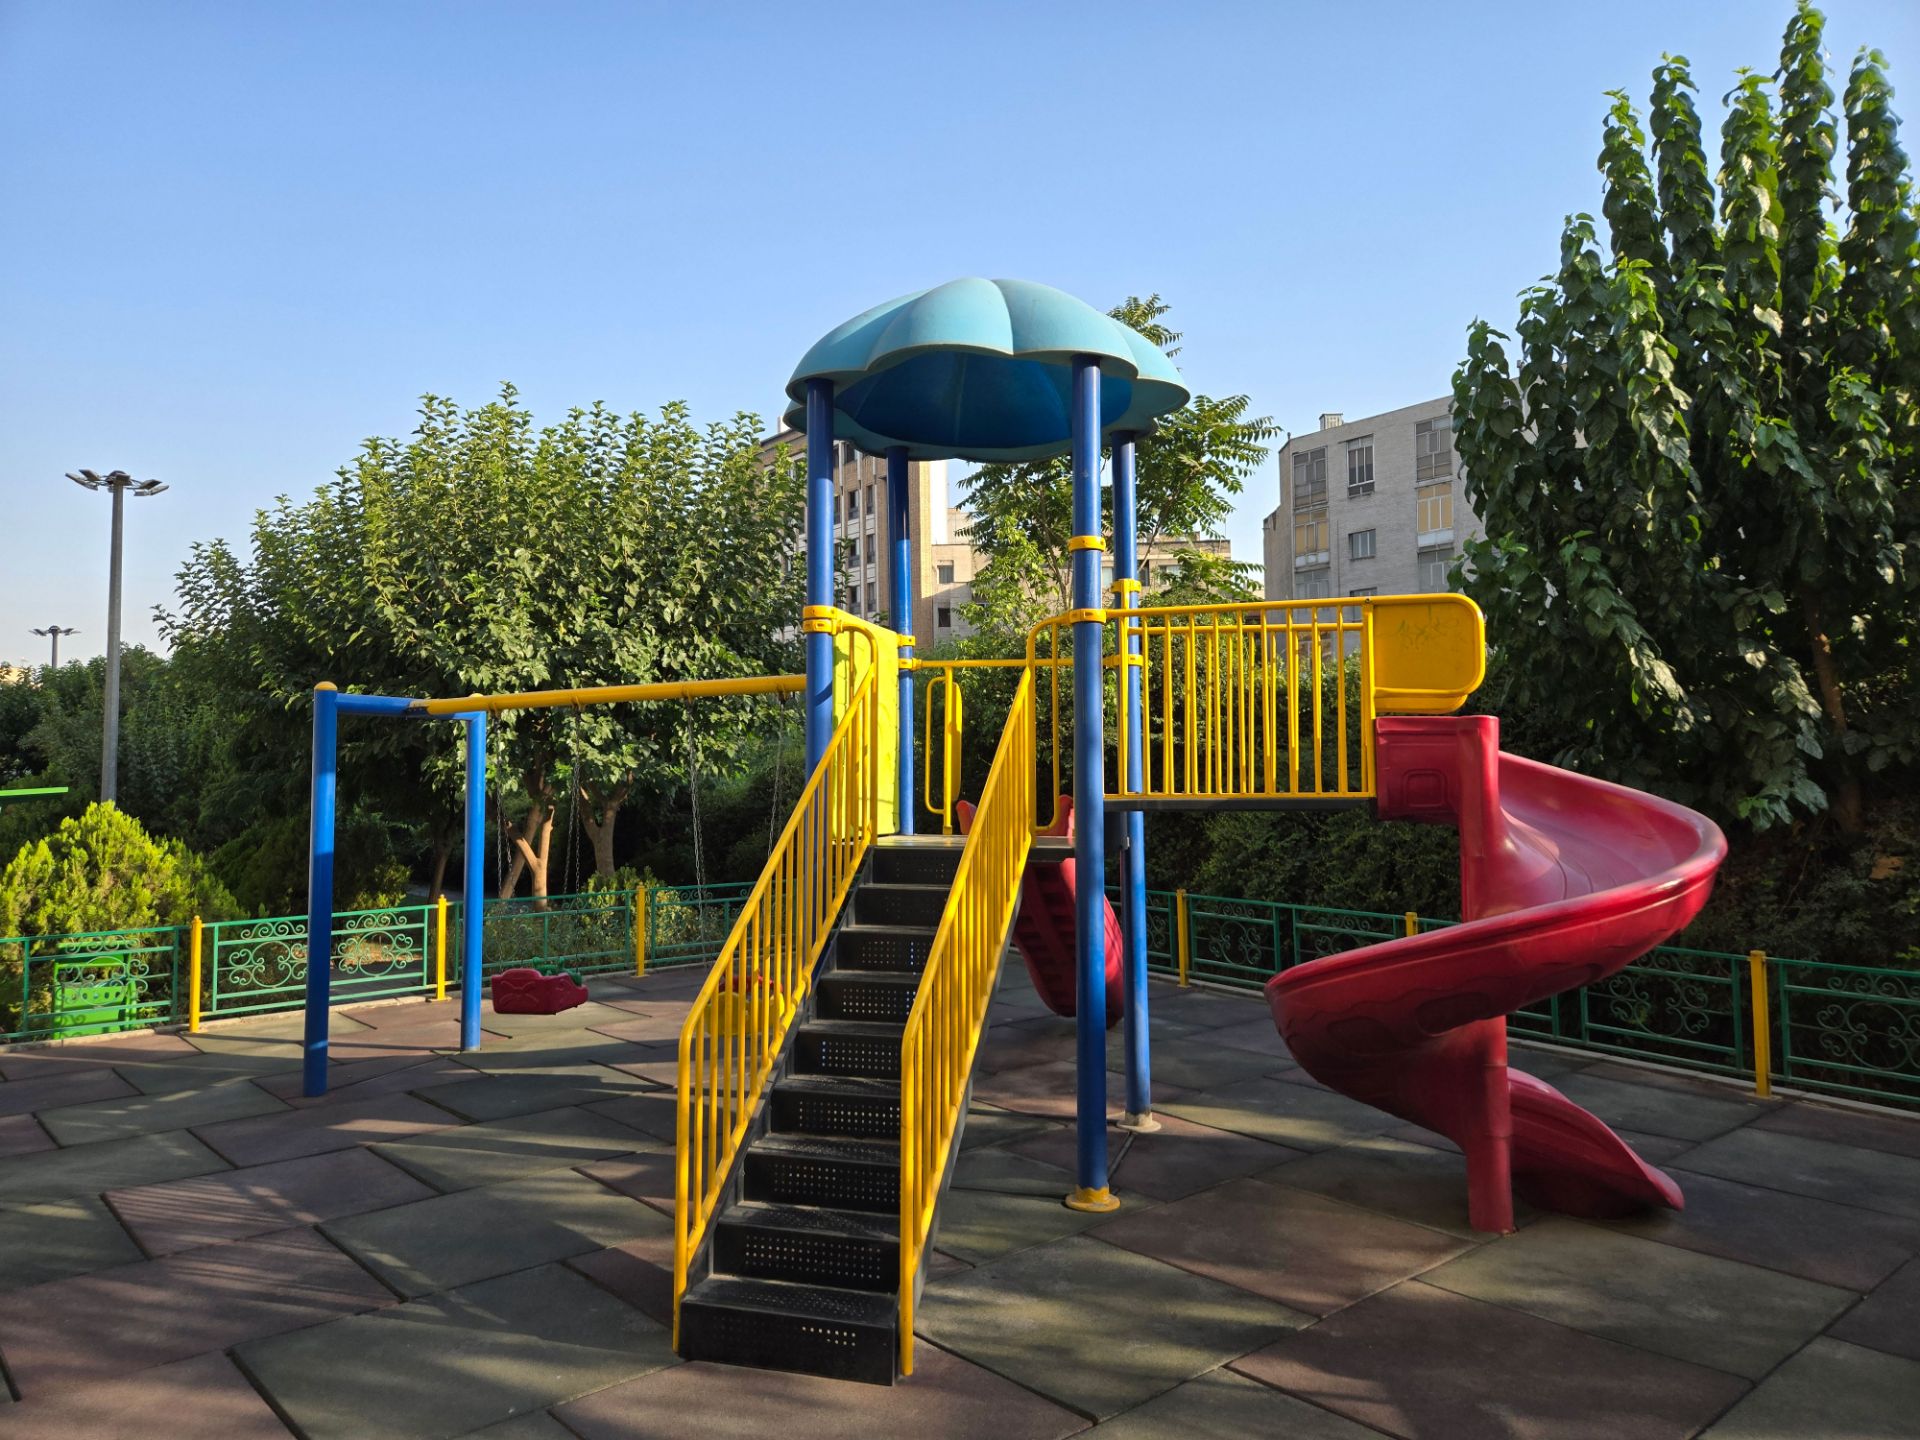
[784,278,1189,463]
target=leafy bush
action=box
[0,803,237,939]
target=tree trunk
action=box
[498,848,525,901]
[427,835,453,900]
[510,794,556,907]
[1802,592,1864,833]
[578,781,628,881]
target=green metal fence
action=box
[0,881,751,1044]
[1109,887,1920,1112]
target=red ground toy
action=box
[490,967,589,1015]
[959,794,1123,1026]
[1267,716,1726,1233]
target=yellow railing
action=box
[1023,593,1484,812]
[671,616,886,1346]
[897,670,1036,1376]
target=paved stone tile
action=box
[0,1350,293,1439]
[1503,1044,1594,1079]
[481,1001,636,1038]
[1103,1036,1288,1092]
[959,1101,1060,1151]
[1699,1336,1920,1439]
[374,1106,651,1191]
[1007,1111,1302,1203]
[1233,1280,1749,1440]
[0,1032,199,1079]
[339,997,466,1030]
[576,1147,674,1216]
[457,1414,577,1440]
[0,1196,146,1291]
[187,1008,372,1057]
[581,1090,678,1143]
[917,1234,1307,1420]
[326,1167,662,1296]
[416,1064,652,1123]
[1160,1074,1397,1152]
[1548,1072,1764,1143]
[1382,1118,1697,1168]
[1680,1125,1920,1220]
[1423,1215,1853,1377]
[566,1234,674,1324]
[972,1059,1186,1121]
[38,1075,290,1145]
[1149,989,1266,1030]
[583,1011,690,1045]
[976,1016,1076,1074]
[0,1226,394,1396]
[0,1064,136,1117]
[252,1054,477,1103]
[196,1091,462,1167]
[0,1112,54,1156]
[1200,1016,1298,1060]
[1258,1135,1521,1238]
[1607,1168,1920,1291]
[936,1150,1129,1264]
[455,1030,647,1071]
[1092,1368,1384,1439]
[0,1129,229,1203]
[1750,1099,1920,1161]
[557,1342,1086,1440]
[324,1020,467,1063]
[113,1049,301,1095]
[1096,1174,1471,1315]
[238,1263,675,1440]
[1829,1257,1920,1360]
[109,1147,436,1255]
[600,1041,680,1090]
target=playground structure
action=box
[302,277,1728,1385]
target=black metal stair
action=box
[677,836,965,1386]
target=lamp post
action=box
[67,469,168,804]
[29,625,77,669]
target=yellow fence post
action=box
[188,916,203,1032]
[635,885,649,976]
[435,895,448,1001]
[1175,889,1191,987]
[1404,910,1418,938]
[1749,949,1772,1098]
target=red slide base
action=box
[958,796,1123,1026]
[1267,717,1723,1232]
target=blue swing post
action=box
[461,709,487,1050]
[803,379,837,771]
[887,444,914,833]
[302,684,340,1098]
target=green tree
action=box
[960,295,1273,638]
[0,803,235,939]
[1453,4,1917,831]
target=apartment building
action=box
[760,429,977,644]
[1261,397,1481,602]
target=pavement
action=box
[0,959,1917,1439]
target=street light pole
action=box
[29,625,77,669]
[67,469,168,805]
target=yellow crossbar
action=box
[412,673,803,716]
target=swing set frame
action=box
[301,672,803,1098]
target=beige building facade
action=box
[1262,397,1481,603]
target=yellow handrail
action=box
[921,668,963,834]
[671,622,884,1347]
[898,670,1035,1376]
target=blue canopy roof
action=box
[784,278,1190,463]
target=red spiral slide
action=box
[1267,716,1727,1233]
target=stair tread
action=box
[837,921,938,939]
[751,1133,898,1166]
[720,1201,899,1241]
[819,969,921,987]
[776,1073,901,1099]
[797,1018,906,1038]
[683,1275,897,1327]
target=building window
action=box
[1348,529,1376,561]
[866,582,877,613]
[936,562,955,584]
[1346,439,1374,495]
[865,484,875,519]
[1291,448,1327,509]
[1138,560,1150,585]
[1414,416,1454,482]
[1416,481,1453,536]
[1296,567,1332,600]
[846,487,858,520]
[937,605,953,629]
[832,493,840,524]
[839,440,855,467]
[1349,586,1377,597]
[865,534,876,564]
[1418,544,1454,591]
[1293,512,1328,563]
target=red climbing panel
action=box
[1267,716,1726,1233]
[958,795,1123,1026]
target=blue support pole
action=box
[461,711,486,1050]
[887,445,914,833]
[302,683,340,1098]
[1065,356,1117,1213]
[1111,433,1156,1129]
[804,379,837,770]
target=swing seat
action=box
[491,967,590,1015]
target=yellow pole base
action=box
[1117,1111,1160,1134]
[1063,1186,1121,1214]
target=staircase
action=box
[677,835,966,1385]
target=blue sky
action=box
[3,0,1916,661]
